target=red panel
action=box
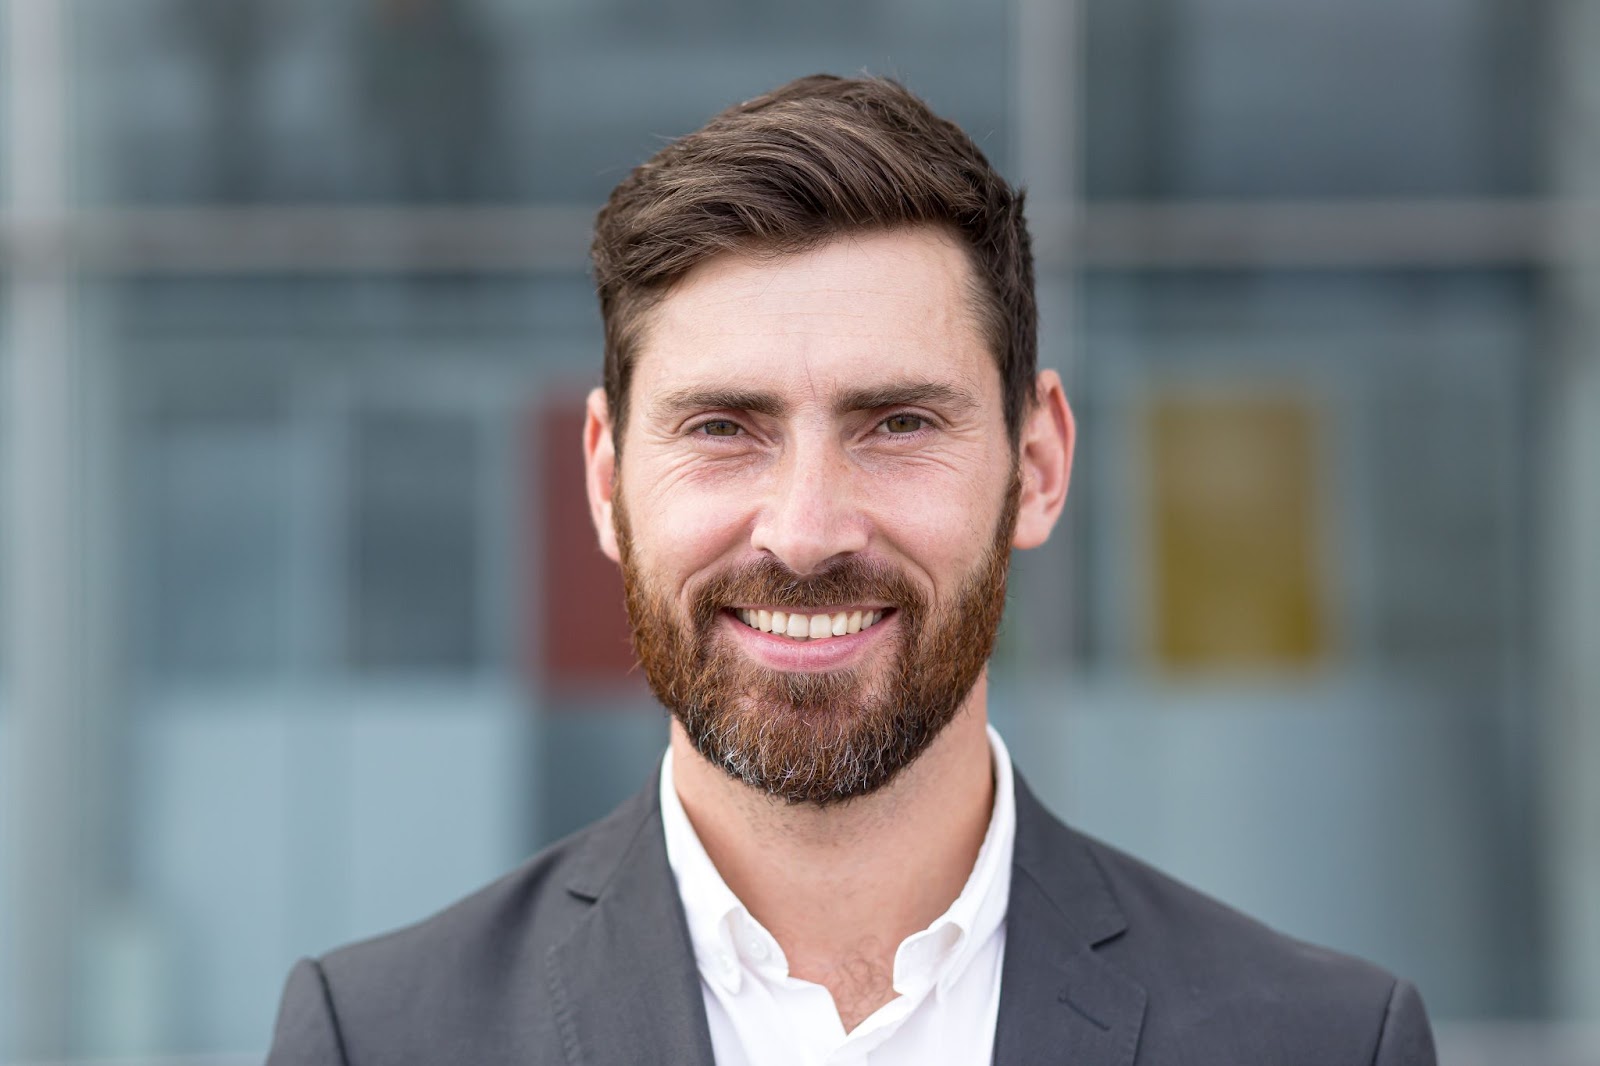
[528,393,638,688]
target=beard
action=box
[614,470,1019,807]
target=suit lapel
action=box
[542,766,1146,1066]
[546,774,716,1066]
[992,773,1147,1066]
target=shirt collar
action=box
[660,749,755,993]
[893,726,1014,996]
[660,726,1017,999]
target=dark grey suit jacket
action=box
[266,770,1436,1064]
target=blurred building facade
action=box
[1,0,1597,1061]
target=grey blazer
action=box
[266,770,1436,1065]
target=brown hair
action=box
[590,73,1036,448]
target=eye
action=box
[698,419,741,437]
[882,413,926,434]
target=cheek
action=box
[867,464,1010,584]
[623,476,751,579]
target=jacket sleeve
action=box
[265,957,349,1066]
[1371,978,1437,1066]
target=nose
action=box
[748,438,870,575]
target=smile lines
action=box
[733,608,887,642]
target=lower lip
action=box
[721,610,896,671]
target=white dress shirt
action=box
[660,726,1016,1066]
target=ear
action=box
[582,387,622,563]
[1012,369,1075,550]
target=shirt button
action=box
[747,938,769,961]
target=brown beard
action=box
[614,469,1019,806]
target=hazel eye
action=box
[882,413,926,434]
[699,419,741,437]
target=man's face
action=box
[596,227,1028,805]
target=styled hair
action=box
[590,73,1036,447]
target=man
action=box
[267,75,1436,1065]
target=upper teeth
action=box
[734,608,884,641]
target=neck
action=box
[669,674,996,1026]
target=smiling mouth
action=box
[729,607,891,642]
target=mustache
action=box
[688,555,924,629]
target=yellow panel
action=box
[1147,389,1328,672]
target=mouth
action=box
[727,607,893,643]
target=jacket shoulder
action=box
[1074,830,1434,1063]
[1081,831,1390,983]
[321,817,591,982]
[275,782,661,1064]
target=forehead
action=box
[629,227,999,414]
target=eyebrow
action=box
[834,381,981,417]
[651,387,788,420]
[649,381,981,421]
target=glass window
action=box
[1082,0,1539,198]
[75,0,1015,205]
[346,406,483,672]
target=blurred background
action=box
[1,0,1597,1062]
